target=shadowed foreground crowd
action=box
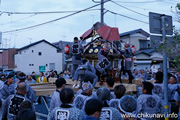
[0,70,180,120]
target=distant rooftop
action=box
[134,48,155,56]
[120,29,150,37]
[18,39,61,51]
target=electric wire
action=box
[0,9,100,15]
[115,3,172,13]
[2,1,110,33]
[110,0,149,17]
[113,0,158,3]
[0,14,37,26]
[107,9,149,24]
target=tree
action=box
[151,4,180,72]
[170,3,180,72]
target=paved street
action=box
[35,96,51,120]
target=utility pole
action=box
[101,0,104,24]
[161,15,169,120]
[149,12,173,120]
[92,0,105,24]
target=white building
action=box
[14,40,62,74]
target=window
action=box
[49,63,55,70]
[38,52,42,56]
[46,64,48,67]
[57,49,61,53]
[29,64,34,66]
[139,40,148,49]
[32,50,34,53]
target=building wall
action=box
[8,48,18,69]
[0,49,18,70]
[120,33,149,51]
[136,53,150,60]
[134,64,151,71]
[53,41,73,71]
[15,41,63,74]
[2,50,8,69]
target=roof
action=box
[134,48,155,56]
[18,39,61,51]
[119,29,150,37]
[81,22,120,42]
[65,58,72,62]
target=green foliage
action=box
[177,3,180,10]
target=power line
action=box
[110,0,149,17]
[114,0,178,4]
[0,14,37,26]
[0,9,100,15]
[117,3,172,13]
[113,0,158,3]
[162,1,178,4]
[107,9,149,24]
[2,1,110,34]
[166,0,180,3]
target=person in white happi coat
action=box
[48,88,84,120]
[73,59,97,88]
[73,82,93,110]
[0,74,16,100]
[15,72,36,103]
[168,75,179,117]
[25,75,36,85]
[105,77,116,100]
[152,72,170,101]
[168,75,179,101]
[0,74,6,92]
[173,89,180,119]
[96,87,123,120]
[2,83,33,120]
[118,95,137,120]
[84,98,103,120]
[68,37,84,78]
[50,78,66,111]
[62,71,70,79]
[137,82,164,120]
[109,84,126,110]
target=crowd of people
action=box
[0,68,179,119]
[0,36,180,120]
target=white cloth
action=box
[152,83,170,100]
[63,74,70,79]
[168,84,179,101]
[39,77,44,83]
[100,107,123,120]
[50,90,62,111]
[151,65,157,73]
[136,94,164,116]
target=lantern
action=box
[64,45,70,54]
[131,45,136,54]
